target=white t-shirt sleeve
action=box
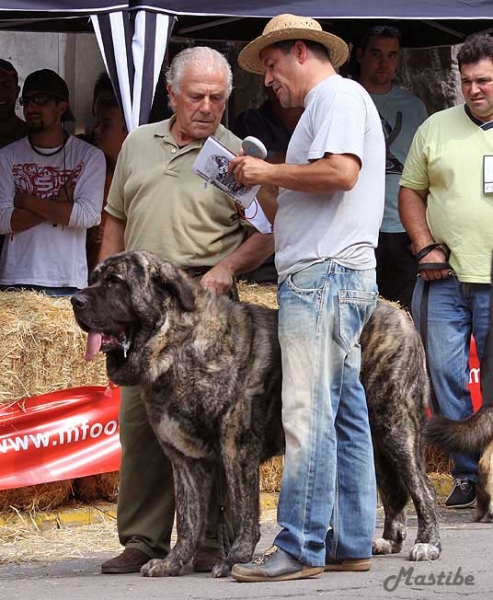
[68,146,106,229]
[307,89,367,164]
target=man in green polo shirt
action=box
[98,46,274,575]
[399,34,493,510]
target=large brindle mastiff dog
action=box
[71,250,441,577]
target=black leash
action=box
[419,278,441,415]
[417,243,452,415]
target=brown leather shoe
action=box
[325,557,371,572]
[101,548,151,574]
[191,546,225,573]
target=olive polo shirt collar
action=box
[152,115,208,151]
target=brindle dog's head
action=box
[71,251,196,386]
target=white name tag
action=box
[484,155,493,194]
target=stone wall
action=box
[398,45,462,114]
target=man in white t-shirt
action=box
[357,26,427,312]
[0,69,105,296]
[229,14,385,582]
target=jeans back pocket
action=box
[337,289,378,351]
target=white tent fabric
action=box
[91,11,134,128]
[131,10,171,128]
[92,9,172,130]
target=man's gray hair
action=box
[166,46,233,97]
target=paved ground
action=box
[0,500,492,600]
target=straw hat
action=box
[238,14,349,75]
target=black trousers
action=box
[375,231,417,313]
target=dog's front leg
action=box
[213,438,261,578]
[141,455,213,577]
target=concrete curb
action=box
[0,476,453,531]
[0,501,117,530]
[0,496,279,531]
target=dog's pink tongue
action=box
[85,331,102,362]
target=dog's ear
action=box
[156,263,196,312]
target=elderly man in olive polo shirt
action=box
[97,46,273,575]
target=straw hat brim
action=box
[238,28,349,75]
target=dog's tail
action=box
[426,406,493,453]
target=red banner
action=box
[469,337,482,412]
[0,385,121,491]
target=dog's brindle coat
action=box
[71,250,441,577]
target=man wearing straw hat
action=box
[229,14,385,582]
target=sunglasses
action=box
[366,25,402,39]
[19,93,58,107]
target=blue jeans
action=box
[411,276,490,481]
[274,260,378,567]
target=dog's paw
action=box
[474,504,493,523]
[372,538,402,555]
[140,558,181,577]
[409,543,441,561]
[476,511,493,523]
[211,561,231,578]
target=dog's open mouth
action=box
[85,330,132,362]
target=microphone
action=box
[242,136,268,160]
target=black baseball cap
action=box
[22,68,75,122]
[0,59,18,84]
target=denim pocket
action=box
[336,289,378,351]
[286,264,326,295]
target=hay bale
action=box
[425,445,451,474]
[73,472,119,503]
[260,456,283,493]
[0,480,73,512]
[0,291,107,403]
[238,281,278,308]
[0,291,108,511]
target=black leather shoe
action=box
[231,546,324,582]
[101,548,151,574]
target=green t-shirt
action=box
[400,104,493,282]
[106,118,246,268]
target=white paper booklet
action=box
[191,136,260,209]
